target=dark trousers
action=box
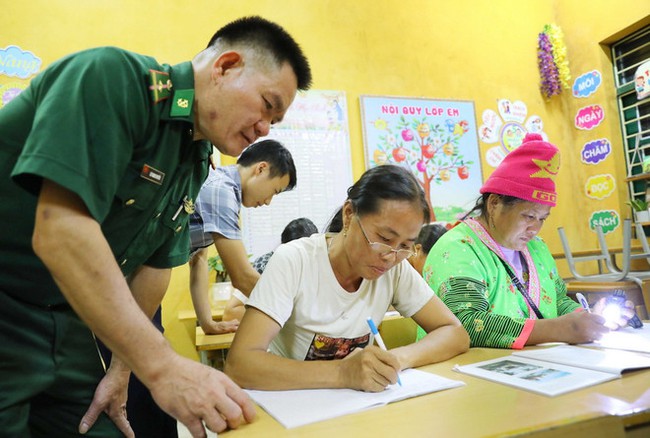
[98,307,178,438]
[0,291,121,437]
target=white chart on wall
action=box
[241,90,353,260]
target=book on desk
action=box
[454,343,650,397]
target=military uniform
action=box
[0,47,211,436]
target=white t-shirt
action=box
[246,234,434,361]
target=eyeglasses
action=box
[355,215,416,260]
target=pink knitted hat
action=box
[480,133,560,206]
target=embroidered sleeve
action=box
[554,276,581,315]
[437,277,527,348]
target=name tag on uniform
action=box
[140,164,165,185]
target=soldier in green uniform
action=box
[0,16,311,438]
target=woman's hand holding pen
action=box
[557,311,609,344]
[530,311,610,345]
[338,346,401,392]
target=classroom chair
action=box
[560,220,650,318]
[599,221,650,286]
[557,222,633,284]
[633,222,650,266]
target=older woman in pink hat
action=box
[416,133,634,348]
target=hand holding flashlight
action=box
[594,290,642,330]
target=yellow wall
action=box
[5,1,650,359]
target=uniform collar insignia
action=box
[148,69,173,103]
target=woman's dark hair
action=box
[416,224,448,254]
[281,217,318,243]
[463,193,524,220]
[324,207,344,233]
[347,165,430,223]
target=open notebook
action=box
[454,345,650,396]
[245,368,464,429]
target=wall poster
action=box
[360,95,483,224]
[0,45,41,108]
[478,99,547,168]
[241,90,353,260]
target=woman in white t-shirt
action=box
[225,165,469,392]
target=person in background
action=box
[189,139,297,334]
[221,217,319,322]
[416,133,634,348]
[0,15,311,437]
[323,206,344,233]
[225,165,469,391]
[407,223,448,276]
[251,217,319,274]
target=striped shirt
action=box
[189,165,242,252]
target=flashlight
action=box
[605,290,643,329]
[601,302,622,324]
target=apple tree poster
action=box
[360,95,483,224]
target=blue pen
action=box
[576,293,591,313]
[366,317,402,386]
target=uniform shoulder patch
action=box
[148,69,173,103]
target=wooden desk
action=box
[195,327,235,366]
[219,347,650,437]
[178,307,224,322]
[177,308,227,363]
[566,281,649,320]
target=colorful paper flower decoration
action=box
[537,24,571,99]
